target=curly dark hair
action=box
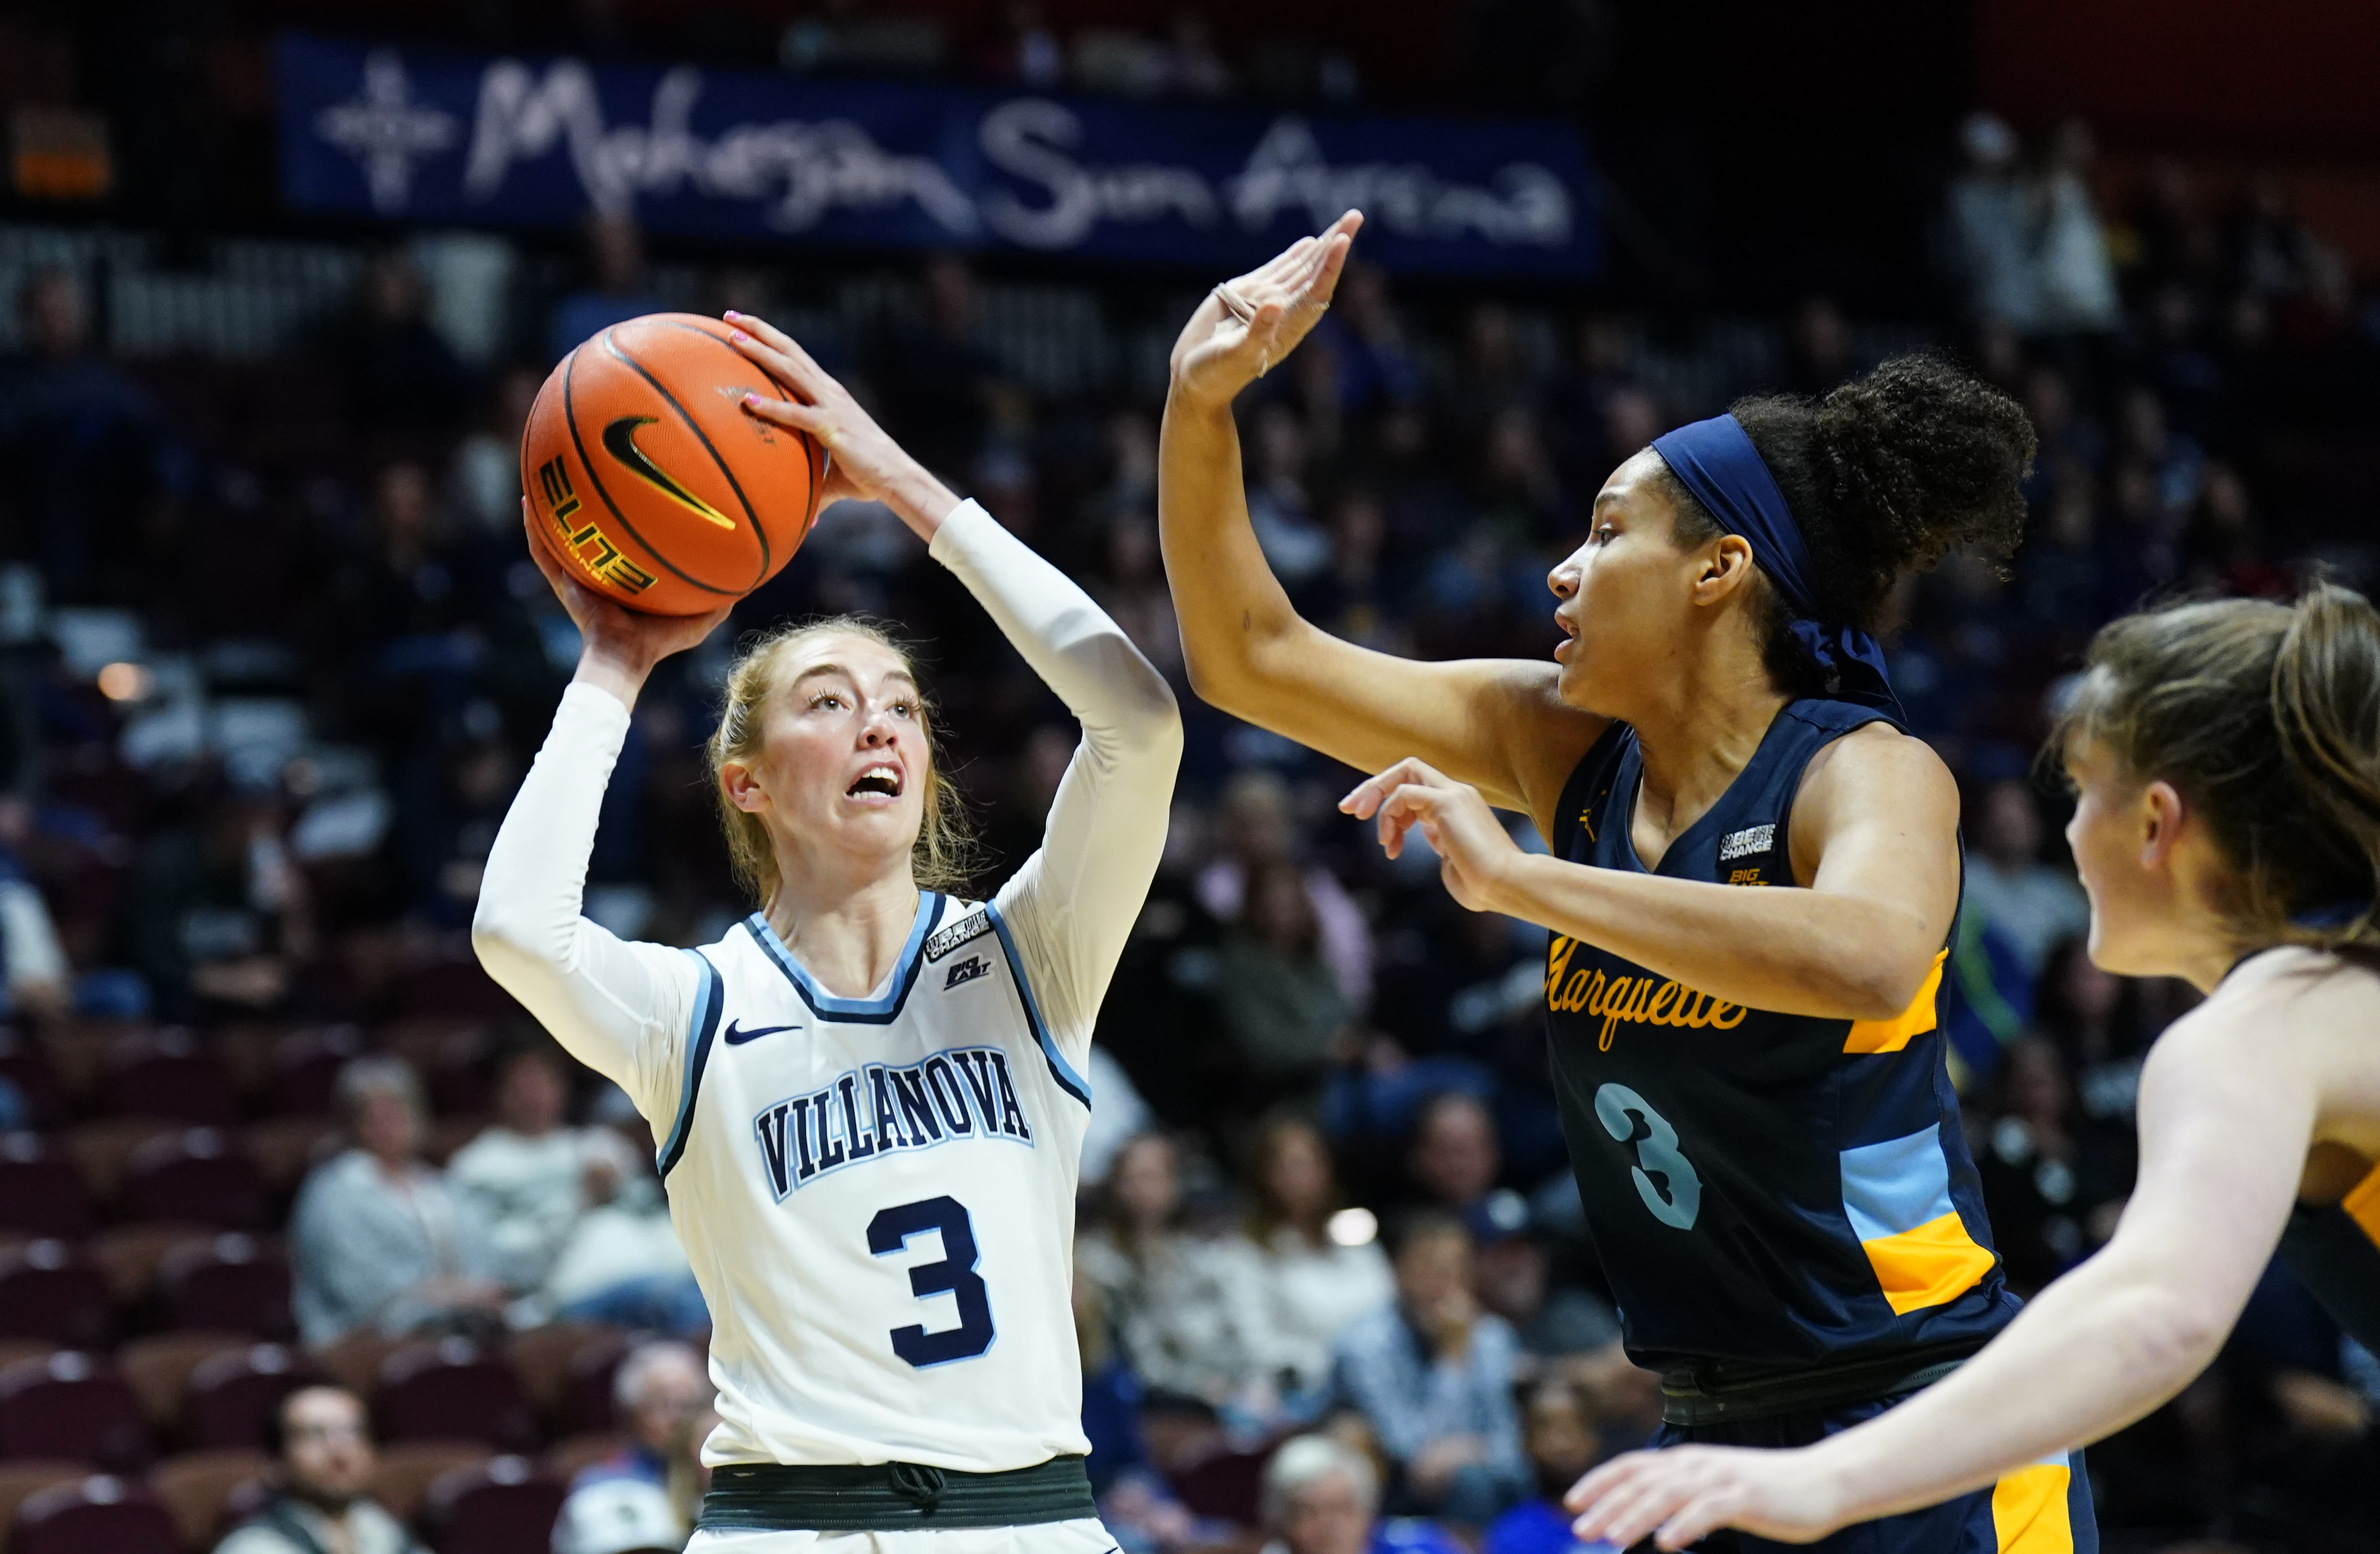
[1655,354,2035,697]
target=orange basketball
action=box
[521,313,825,615]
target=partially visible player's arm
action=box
[1565,990,2316,1549]
[1161,216,1603,837]
[473,510,725,1123]
[941,501,1182,1048]
[1348,725,1961,1020]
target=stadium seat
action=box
[9,1475,180,1554]
[425,1455,567,1554]
[0,1462,83,1545]
[115,1331,248,1436]
[0,1137,91,1241]
[372,1440,493,1526]
[61,1118,176,1209]
[151,1448,270,1550]
[509,1323,622,1437]
[0,1243,109,1348]
[184,1343,319,1451]
[538,1432,627,1485]
[123,1129,267,1229]
[377,1339,535,1451]
[314,1329,403,1399]
[566,1328,635,1434]
[90,1222,210,1310]
[245,1115,339,1198]
[106,1028,241,1127]
[270,1024,370,1115]
[1172,1447,1271,1527]
[158,1233,292,1337]
[0,1033,63,1129]
[383,1016,494,1115]
[0,1353,148,1470]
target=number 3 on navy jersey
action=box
[869,1197,996,1366]
[1594,1084,1702,1229]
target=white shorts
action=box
[686,1520,1120,1553]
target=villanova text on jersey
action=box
[1547,700,2020,1372]
[753,1045,1035,1199]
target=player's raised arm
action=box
[471,512,729,1118]
[935,499,1182,1047]
[1159,213,1604,837]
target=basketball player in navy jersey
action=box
[1565,586,2380,1548]
[1160,215,2093,1551]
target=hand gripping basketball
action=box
[1168,209,1363,406]
[726,311,953,533]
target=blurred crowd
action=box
[0,105,2372,1554]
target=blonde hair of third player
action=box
[708,617,977,903]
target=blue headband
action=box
[1649,414,1899,712]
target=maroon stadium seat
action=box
[106,1029,240,1126]
[184,1343,319,1451]
[10,1475,180,1554]
[423,1455,568,1554]
[0,1353,149,1470]
[151,1448,270,1551]
[270,1025,369,1116]
[0,1138,91,1241]
[377,1339,535,1451]
[0,1033,62,1129]
[566,1328,634,1434]
[0,1243,109,1348]
[158,1234,291,1337]
[123,1129,266,1230]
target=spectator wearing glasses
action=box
[214,1385,420,1554]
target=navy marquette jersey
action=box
[1546,699,2019,1372]
[2281,1161,2380,1354]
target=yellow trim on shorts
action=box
[1991,1459,2074,1553]
[1860,1209,1998,1316]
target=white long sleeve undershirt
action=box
[472,498,1181,1134]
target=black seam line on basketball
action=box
[646,319,819,567]
[652,314,828,540]
[561,333,740,597]
[607,324,774,592]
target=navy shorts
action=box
[1644,1393,2097,1553]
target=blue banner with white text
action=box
[274,34,1598,278]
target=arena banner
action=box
[273,34,1596,278]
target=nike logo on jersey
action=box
[751,1046,1033,1199]
[943,955,991,990]
[601,415,738,530]
[723,1020,796,1046]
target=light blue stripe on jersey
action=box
[657,948,725,1176]
[983,900,1091,1109]
[744,893,942,1023]
[1839,1122,1958,1242]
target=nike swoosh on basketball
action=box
[601,415,738,530]
[722,1021,795,1046]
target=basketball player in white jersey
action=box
[474,311,1180,1551]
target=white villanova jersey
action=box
[665,891,1095,1473]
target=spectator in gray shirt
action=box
[1331,1210,1528,1533]
[291,1056,506,1343]
[215,1385,421,1554]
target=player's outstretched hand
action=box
[1564,1443,1849,1550]
[726,310,960,541]
[1169,210,1362,406]
[1340,758,1523,914]
[524,500,731,703]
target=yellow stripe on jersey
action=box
[1860,1209,2000,1316]
[2344,1159,2380,1246]
[1843,949,1948,1054]
[1991,1458,2075,1553]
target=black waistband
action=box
[1659,1340,1985,1426]
[699,1455,1097,1532]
